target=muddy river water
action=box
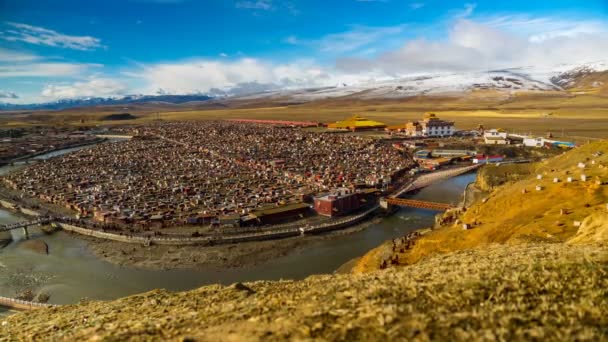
[0,142,475,306]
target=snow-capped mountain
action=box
[0,94,214,111]
[234,61,608,102]
[2,61,606,111]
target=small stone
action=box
[18,240,49,255]
[229,282,255,295]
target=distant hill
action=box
[0,94,214,111]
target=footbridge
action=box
[0,217,52,238]
[392,164,481,198]
[382,164,481,211]
[384,198,455,211]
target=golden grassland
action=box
[2,91,608,139]
[354,140,608,273]
[3,243,606,341]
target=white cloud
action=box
[409,2,425,9]
[41,77,129,99]
[337,18,608,75]
[284,35,298,45]
[286,25,406,55]
[0,22,103,51]
[480,15,608,42]
[0,90,18,99]
[0,63,101,78]
[457,3,477,18]
[235,0,273,10]
[130,57,359,95]
[0,48,39,62]
[235,1,298,15]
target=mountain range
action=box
[2,61,607,111]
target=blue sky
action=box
[1,0,607,103]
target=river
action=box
[0,142,475,306]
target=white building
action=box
[421,113,455,137]
[523,137,546,147]
[484,129,509,145]
[386,113,455,137]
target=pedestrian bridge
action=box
[0,217,52,233]
[392,164,480,198]
[382,164,480,211]
[383,198,455,211]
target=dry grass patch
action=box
[2,244,607,341]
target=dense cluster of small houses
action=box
[2,121,414,229]
[0,128,98,165]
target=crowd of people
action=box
[2,121,414,228]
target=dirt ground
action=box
[83,216,383,270]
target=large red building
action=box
[314,189,364,217]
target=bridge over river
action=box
[382,164,481,211]
[0,217,53,239]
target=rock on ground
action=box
[18,240,49,255]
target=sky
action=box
[0,0,607,103]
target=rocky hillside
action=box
[2,243,607,341]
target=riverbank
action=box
[4,242,606,340]
[0,197,382,270]
[85,215,384,270]
[0,174,471,308]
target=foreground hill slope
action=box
[355,141,608,273]
[2,243,607,341]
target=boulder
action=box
[19,240,49,255]
[0,231,12,248]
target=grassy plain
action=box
[2,91,608,139]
